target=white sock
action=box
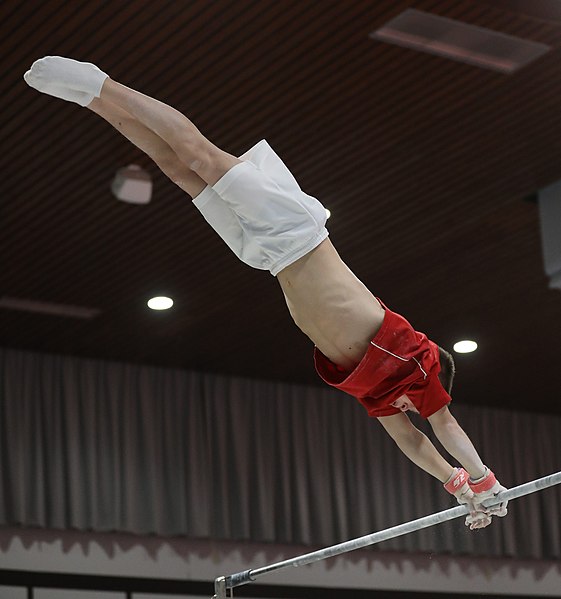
[23,74,94,107]
[24,56,108,98]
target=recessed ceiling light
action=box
[453,340,478,354]
[147,296,173,311]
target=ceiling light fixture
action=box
[0,296,100,319]
[370,9,551,74]
[147,296,173,311]
[112,164,152,204]
[453,340,478,354]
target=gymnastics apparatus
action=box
[213,470,561,598]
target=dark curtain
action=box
[1,347,560,558]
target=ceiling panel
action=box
[2,0,561,414]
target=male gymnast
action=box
[24,56,508,529]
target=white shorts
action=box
[193,140,329,275]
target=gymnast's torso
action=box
[276,238,385,371]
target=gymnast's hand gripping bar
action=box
[213,470,561,598]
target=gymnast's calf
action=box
[24,56,508,529]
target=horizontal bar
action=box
[219,470,561,592]
[242,505,467,582]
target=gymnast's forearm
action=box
[389,429,453,482]
[431,418,486,480]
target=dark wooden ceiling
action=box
[3,0,561,414]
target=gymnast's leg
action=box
[24,57,248,257]
[25,56,325,271]
[98,79,240,187]
[24,56,239,188]
[86,97,207,198]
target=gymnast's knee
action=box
[186,145,241,186]
[167,131,207,169]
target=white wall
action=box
[1,527,561,597]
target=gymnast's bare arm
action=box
[378,411,454,481]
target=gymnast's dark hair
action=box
[437,346,456,395]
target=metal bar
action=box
[215,470,561,593]
[213,576,227,599]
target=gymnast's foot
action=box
[23,77,95,107]
[24,56,108,105]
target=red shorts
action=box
[314,301,451,418]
